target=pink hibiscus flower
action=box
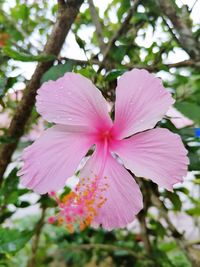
[18,69,189,231]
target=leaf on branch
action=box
[41,60,76,83]
[175,101,200,124]
[105,69,127,81]
[3,46,56,62]
[0,227,34,254]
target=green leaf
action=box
[159,241,177,252]
[174,187,189,195]
[164,191,182,211]
[186,207,200,216]
[76,66,96,79]
[0,168,29,207]
[0,227,34,254]
[193,178,200,185]
[75,35,86,50]
[0,136,16,145]
[0,78,6,97]
[111,45,127,62]
[41,60,75,83]
[39,194,56,208]
[105,69,127,81]
[0,210,14,224]
[188,151,200,171]
[117,0,130,20]
[3,46,56,62]
[0,76,18,100]
[149,219,166,238]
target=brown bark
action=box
[0,0,83,183]
[156,0,200,60]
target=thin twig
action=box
[162,16,182,47]
[98,0,141,72]
[156,0,200,60]
[190,0,199,12]
[150,186,200,267]
[27,207,46,267]
[138,212,152,254]
[60,56,198,70]
[61,243,152,261]
[88,0,106,53]
[136,179,152,254]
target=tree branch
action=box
[156,0,200,60]
[190,0,199,12]
[27,207,46,267]
[0,0,84,184]
[61,243,152,260]
[57,0,66,8]
[88,0,106,53]
[59,56,199,72]
[98,0,141,71]
[136,179,152,254]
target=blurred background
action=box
[0,0,200,266]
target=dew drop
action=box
[55,115,61,120]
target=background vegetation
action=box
[0,0,200,266]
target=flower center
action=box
[96,127,116,145]
[48,175,109,233]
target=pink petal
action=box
[167,106,194,129]
[36,73,112,132]
[18,125,93,194]
[112,69,174,139]
[78,149,143,230]
[112,128,189,191]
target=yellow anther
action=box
[58,217,64,225]
[79,222,87,231]
[66,224,74,233]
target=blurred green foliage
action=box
[0,0,200,266]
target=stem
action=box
[61,243,152,261]
[150,185,200,267]
[27,207,46,267]
[138,211,152,254]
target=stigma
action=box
[48,175,109,233]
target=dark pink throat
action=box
[98,129,114,142]
[95,124,119,145]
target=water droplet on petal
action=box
[55,115,61,120]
